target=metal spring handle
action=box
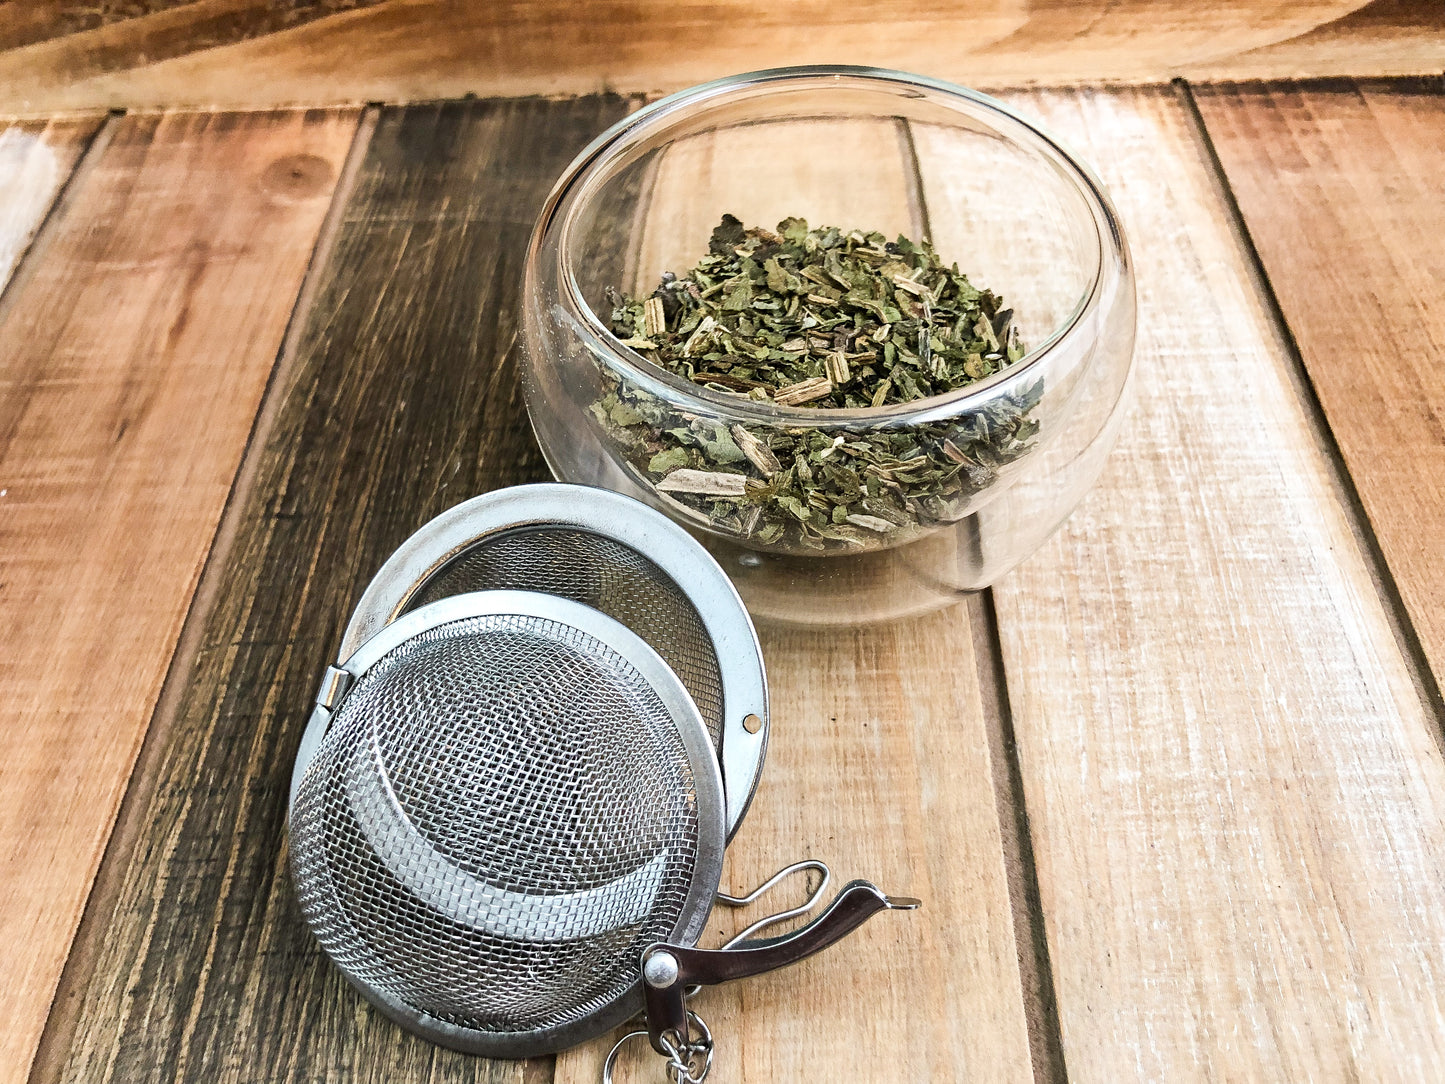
[600,872,919,1083]
[711,859,831,948]
[640,880,921,1053]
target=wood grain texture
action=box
[1194,77,1445,699]
[0,1,1443,114]
[0,106,356,1084]
[991,85,1445,1081]
[0,0,382,52]
[1183,0,1445,80]
[42,96,633,1084]
[0,114,100,286]
[558,617,1037,1084]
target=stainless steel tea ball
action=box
[288,589,918,1064]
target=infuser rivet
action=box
[643,950,680,988]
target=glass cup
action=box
[522,66,1135,625]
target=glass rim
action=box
[535,64,1124,425]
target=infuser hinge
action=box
[315,666,353,710]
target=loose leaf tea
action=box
[591,215,1044,552]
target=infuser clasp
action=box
[314,665,353,710]
[639,880,920,1053]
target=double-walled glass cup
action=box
[522,67,1135,625]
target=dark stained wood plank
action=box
[1,0,1443,113]
[0,106,358,1084]
[1195,78,1445,694]
[40,95,633,1084]
[0,0,383,52]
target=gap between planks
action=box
[1185,75,1445,735]
[968,592,1069,1084]
[43,95,638,1084]
[24,105,381,1084]
[1174,78,1445,747]
[0,110,113,322]
[0,105,363,1084]
[991,84,1445,1081]
[906,102,1064,1082]
[902,114,1065,1081]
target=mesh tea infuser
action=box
[287,487,919,1079]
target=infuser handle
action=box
[640,880,920,1053]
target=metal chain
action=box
[601,1012,713,1084]
[658,1013,713,1083]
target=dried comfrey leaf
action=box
[593,216,1044,552]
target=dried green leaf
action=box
[590,215,1043,553]
[648,447,691,473]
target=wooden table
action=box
[4,58,1445,1084]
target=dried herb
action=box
[591,215,1044,552]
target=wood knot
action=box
[259,153,333,200]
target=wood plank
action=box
[0,106,357,1084]
[557,116,1037,1084]
[0,114,101,287]
[43,96,633,1084]
[0,1,1443,114]
[1193,77,1445,698]
[989,85,1445,1080]
[1183,1,1445,80]
[0,0,380,51]
[560,616,1038,1083]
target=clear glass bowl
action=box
[521,66,1135,625]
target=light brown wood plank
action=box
[557,118,1037,1084]
[0,1,1443,113]
[0,114,100,286]
[0,106,358,1084]
[990,85,1445,1080]
[561,616,1037,1084]
[1194,78,1445,698]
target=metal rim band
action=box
[331,483,767,838]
